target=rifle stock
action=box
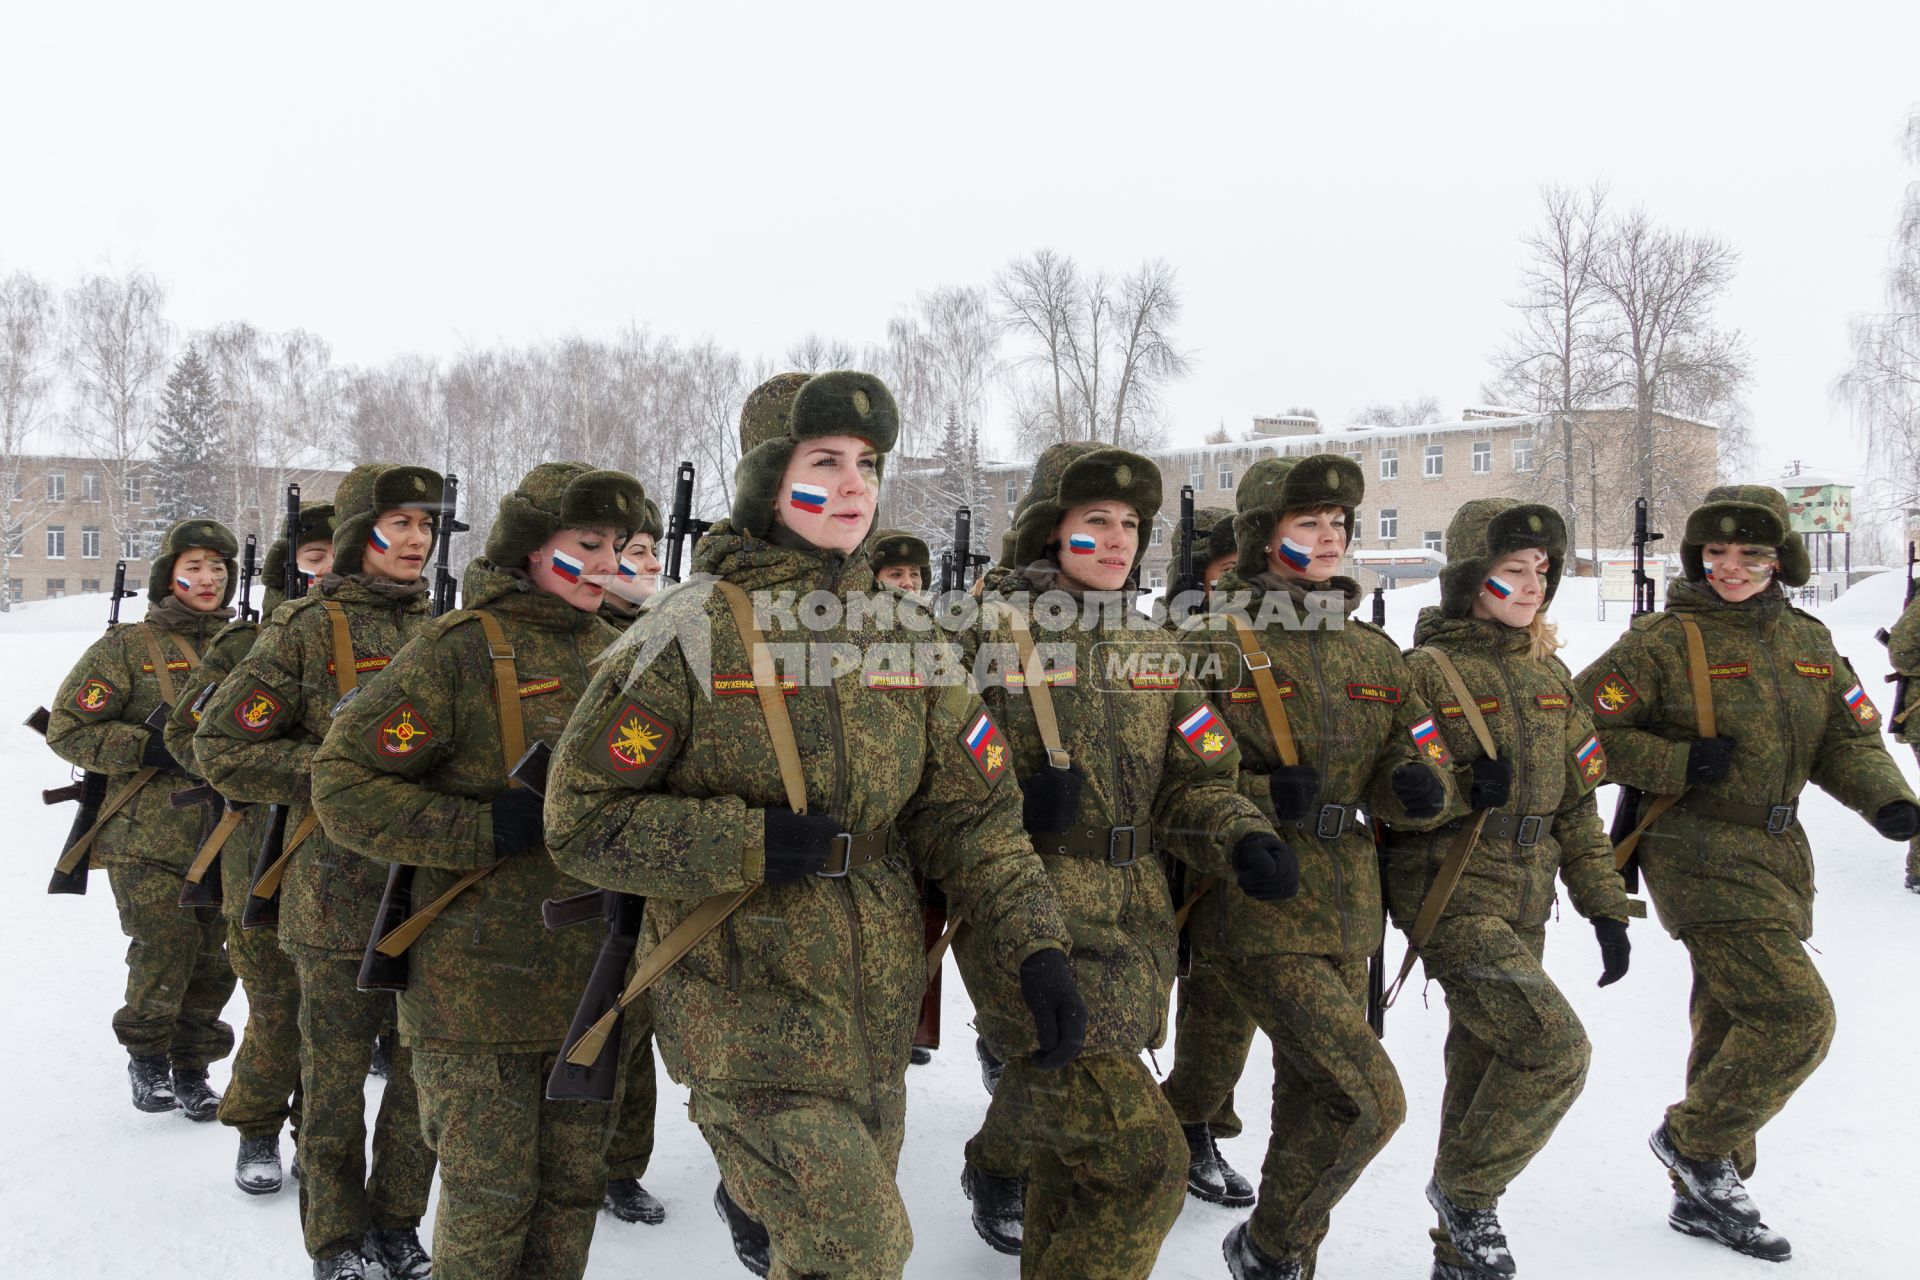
[241,805,290,929]
[545,891,644,1102]
[41,561,141,896]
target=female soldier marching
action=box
[314,462,650,1278]
[1576,484,1919,1264]
[196,464,443,1280]
[1383,499,1633,1279]
[48,518,242,1119]
[542,371,1083,1280]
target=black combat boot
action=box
[604,1176,666,1224]
[1183,1121,1256,1206]
[311,1249,367,1280]
[910,1045,933,1065]
[172,1067,220,1122]
[1222,1221,1305,1279]
[1906,870,1920,894]
[960,1161,1023,1255]
[1425,1178,1517,1277]
[1668,1189,1792,1262]
[975,1036,1004,1096]
[362,1227,431,1280]
[235,1132,283,1195]
[128,1055,178,1113]
[714,1181,771,1277]
[1649,1121,1762,1228]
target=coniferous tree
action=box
[152,346,221,524]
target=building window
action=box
[1151,525,1164,546]
[1005,477,1018,505]
[1379,450,1398,480]
[1513,438,1535,471]
[1148,572,1164,590]
[1424,444,1444,477]
[81,527,101,559]
[46,471,65,502]
[1379,509,1398,541]
[125,474,142,505]
[1346,449,1362,465]
[81,578,101,594]
[45,526,65,559]
[121,529,139,558]
[1423,530,1444,552]
[81,472,101,502]
[1471,441,1491,474]
[1218,468,1234,490]
[46,578,65,599]
[7,580,21,605]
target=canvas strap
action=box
[1613,618,1713,870]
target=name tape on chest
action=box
[1347,682,1402,704]
[517,677,564,699]
[1792,661,1831,679]
[1229,679,1295,703]
[1439,695,1500,718]
[1707,662,1750,680]
[711,673,798,697]
[1535,693,1570,711]
[326,655,392,677]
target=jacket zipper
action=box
[1307,631,1347,954]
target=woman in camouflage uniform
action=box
[1383,499,1633,1280]
[954,444,1288,1279]
[868,528,930,595]
[1576,484,1919,1264]
[313,462,651,1280]
[1177,454,1457,1280]
[48,518,241,1121]
[196,464,443,1280]
[542,371,1081,1280]
[596,495,662,635]
[166,502,334,1194]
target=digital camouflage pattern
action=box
[1160,964,1255,1136]
[1882,590,1920,877]
[103,861,235,1069]
[1574,577,1913,939]
[606,1000,657,1182]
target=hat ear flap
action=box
[731,439,797,539]
[1777,535,1810,588]
[1234,509,1276,578]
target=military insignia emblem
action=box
[1592,673,1637,716]
[1347,683,1402,704]
[1409,714,1452,767]
[1843,681,1879,726]
[1176,702,1233,760]
[961,710,1007,782]
[74,677,115,714]
[1792,661,1831,679]
[233,688,282,734]
[1575,734,1606,783]
[376,703,432,756]
[1535,693,1570,710]
[604,703,672,774]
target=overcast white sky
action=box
[4,1,1917,482]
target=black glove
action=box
[1390,763,1447,819]
[762,807,843,885]
[140,731,181,772]
[1018,947,1087,1070]
[1232,831,1299,902]
[1872,800,1920,841]
[1594,917,1631,987]
[1267,765,1320,824]
[1019,766,1084,835]
[1468,757,1512,811]
[489,786,546,857]
[1684,736,1736,784]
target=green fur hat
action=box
[331,463,447,576]
[1010,444,1162,570]
[1232,453,1365,576]
[1439,498,1568,617]
[486,462,650,568]
[148,517,240,605]
[1192,504,1238,566]
[1681,484,1810,588]
[261,501,336,593]
[731,370,901,538]
[869,528,931,576]
[634,495,664,544]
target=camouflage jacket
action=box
[312,562,613,1053]
[1182,572,1460,962]
[543,522,1070,1100]
[1885,589,1920,744]
[195,575,432,956]
[46,600,234,871]
[954,565,1271,1055]
[1576,579,1914,938]
[1382,610,1630,933]
[598,598,640,634]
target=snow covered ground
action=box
[1,574,1915,1278]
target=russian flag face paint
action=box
[1067,533,1097,555]
[1278,536,1314,570]
[175,576,194,593]
[1484,575,1514,600]
[551,549,584,584]
[789,483,828,515]
[616,559,638,582]
[367,524,392,555]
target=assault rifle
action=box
[1875,541,1917,733]
[358,476,468,988]
[243,485,313,927]
[236,534,259,623]
[1365,565,1389,1036]
[1609,497,1664,892]
[662,461,710,587]
[1167,485,1204,622]
[939,506,988,595]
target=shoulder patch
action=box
[1176,701,1235,761]
[375,703,433,757]
[1591,672,1638,716]
[1792,661,1831,679]
[1535,693,1570,711]
[232,688,283,734]
[1574,733,1607,785]
[1843,680,1880,727]
[73,677,117,716]
[1409,714,1452,767]
[600,702,674,776]
[961,709,1008,782]
[1347,682,1402,704]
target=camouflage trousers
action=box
[1209,952,1406,1264]
[1160,962,1257,1138]
[606,1000,656,1182]
[1422,918,1590,1216]
[968,1053,1186,1280]
[106,860,235,1068]
[1667,925,1835,1177]
[290,950,436,1260]
[1907,746,1920,878]
[414,1049,613,1280]
[217,917,302,1140]
[692,1079,910,1279]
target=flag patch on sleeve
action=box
[1575,733,1607,784]
[1410,714,1452,767]
[961,710,1007,783]
[1176,701,1233,760]
[1844,681,1879,727]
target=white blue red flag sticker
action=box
[175,576,193,592]
[368,525,392,553]
[1484,575,1514,600]
[1410,714,1452,766]
[789,483,829,514]
[1068,533,1097,555]
[1177,701,1233,760]
[961,710,1007,783]
[551,549,584,583]
[617,559,638,582]
[1278,537,1314,570]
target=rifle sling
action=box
[184,807,246,884]
[249,812,320,899]
[1005,606,1071,772]
[1612,618,1713,871]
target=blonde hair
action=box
[1526,613,1563,662]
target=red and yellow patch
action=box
[1591,673,1638,716]
[711,673,797,697]
[961,710,1008,783]
[1707,662,1750,680]
[1176,702,1234,761]
[1229,680,1294,703]
[517,677,563,699]
[327,655,392,677]
[604,703,673,774]
[1130,674,1181,690]
[1439,696,1501,718]
[232,688,282,734]
[864,671,924,690]
[1792,661,1832,679]
[73,677,116,715]
[1347,683,1402,704]
[376,703,433,757]
[139,659,193,674]
[1535,693,1570,711]
[1004,666,1077,687]
[1575,733,1607,784]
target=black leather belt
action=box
[1037,825,1142,867]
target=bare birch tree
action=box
[1840,109,1920,526]
[1,270,58,608]
[63,268,172,560]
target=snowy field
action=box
[1,573,1915,1279]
